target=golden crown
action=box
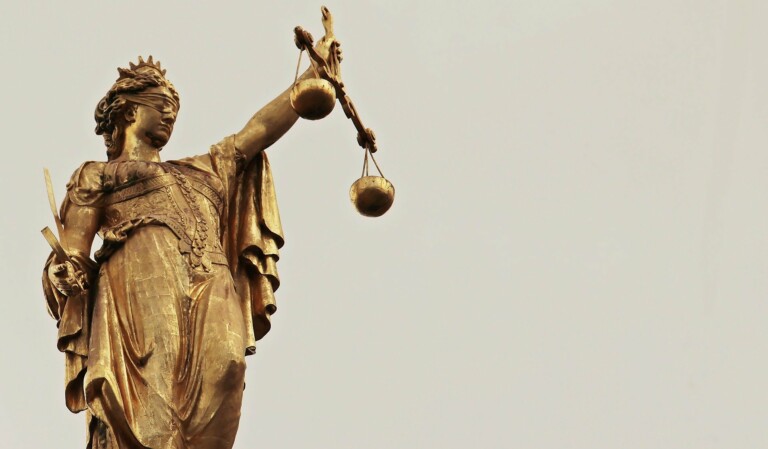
[127,55,167,76]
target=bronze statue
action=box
[41,9,350,449]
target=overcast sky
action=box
[1,1,767,448]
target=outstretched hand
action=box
[314,6,343,77]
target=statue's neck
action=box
[115,133,161,162]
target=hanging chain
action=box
[293,47,321,88]
[360,147,385,179]
[293,49,304,86]
[368,149,385,178]
[361,149,369,177]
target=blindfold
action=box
[122,92,179,113]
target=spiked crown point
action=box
[125,55,167,76]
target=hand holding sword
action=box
[41,169,88,296]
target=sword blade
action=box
[44,168,67,248]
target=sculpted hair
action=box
[94,63,180,160]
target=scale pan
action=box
[290,78,336,120]
[349,176,395,217]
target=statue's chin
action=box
[147,131,171,149]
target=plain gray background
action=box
[1,1,767,448]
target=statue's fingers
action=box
[76,272,90,290]
[51,262,74,277]
[321,6,335,38]
[52,279,73,295]
[63,261,75,275]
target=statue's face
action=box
[129,86,179,148]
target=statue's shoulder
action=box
[65,161,107,206]
[66,161,106,188]
[70,160,106,176]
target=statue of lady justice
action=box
[41,11,344,449]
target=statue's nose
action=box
[162,110,176,124]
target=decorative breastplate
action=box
[98,164,226,271]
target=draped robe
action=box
[42,136,284,448]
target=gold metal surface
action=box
[350,176,395,217]
[290,78,336,120]
[40,7,358,449]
